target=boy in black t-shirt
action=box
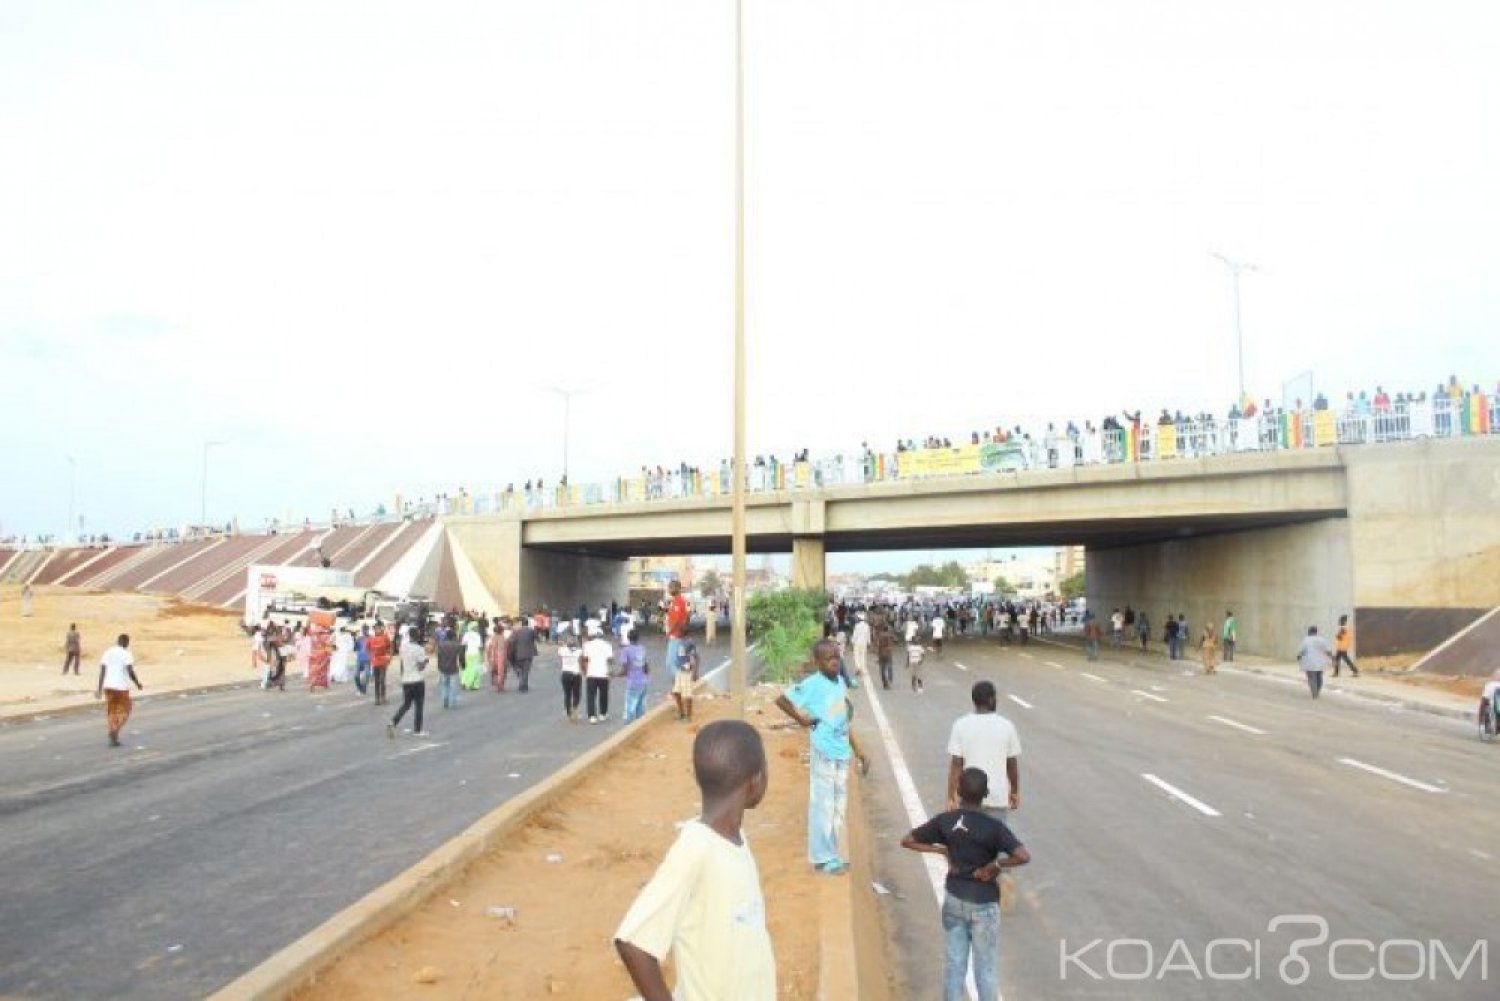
[902,767,1030,1001]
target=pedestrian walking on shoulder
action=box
[618,629,651,724]
[614,720,776,1001]
[776,640,870,875]
[902,767,1030,1001]
[1333,614,1359,677]
[1199,625,1219,675]
[95,633,142,747]
[1221,611,1238,662]
[669,636,700,721]
[63,622,82,675]
[1296,625,1333,699]
[387,628,429,737]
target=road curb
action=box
[817,768,894,1001]
[1031,635,1473,721]
[0,678,262,725]
[206,693,682,1001]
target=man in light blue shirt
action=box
[776,640,870,874]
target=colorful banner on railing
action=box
[897,442,1029,478]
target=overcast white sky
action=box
[3,0,1498,548]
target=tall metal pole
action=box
[729,0,748,711]
[1210,252,1257,401]
[545,386,580,486]
[66,455,76,542]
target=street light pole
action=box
[66,455,76,543]
[201,439,227,528]
[729,0,749,712]
[1210,251,1257,401]
[545,386,583,485]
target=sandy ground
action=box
[0,585,250,716]
[296,694,823,1000]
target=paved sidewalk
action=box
[1031,631,1477,720]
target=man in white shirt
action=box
[582,630,615,723]
[946,681,1022,818]
[929,612,946,659]
[95,633,143,748]
[850,612,871,680]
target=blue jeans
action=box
[438,672,460,708]
[354,661,370,694]
[622,684,648,723]
[942,893,1000,1001]
[808,749,849,865]
[664,637,682,674]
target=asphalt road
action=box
[0,637,698,1000]
[854,634,1498,1000]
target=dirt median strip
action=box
[207,696,681,1001]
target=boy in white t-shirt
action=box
[906,642,928,694]
[615,720,775,1001]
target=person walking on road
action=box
[558,632,584,721]
[508,615,539,692]
[874,617,899,690]
[850,612,871,681]
[63,623,82,675]
[902,766,1030,1001]
[671,635,700,722]
[435,624,464,710]
[618,629,651,724]
[704,596,718,647]
[930,612,946,659]
[776,640,870,875]
[1082,611,1102,661]
[583,626,614,723]
[946,681,1022,820]
[1296,625,1333,699]
[1135,611,1150,653]
[388,627,429,737]
[460,619,484,690]
[1333,614,1359,677]
[95,633,142,747]
[367,620,392,704]
[1221,611,1238,662]
[486,617,509,691]
[1109,608,1124,647]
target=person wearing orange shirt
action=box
[1333,614,1359,677]
[367,621,394,704]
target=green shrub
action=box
[747,588,825,685]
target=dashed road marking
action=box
[391,741,448,759]
[1131,689,1169,703]
[1043,661,1065,670]
[1472,849,1494,861]
[1338,757,1447,794]
[954,662,970,672]
[1018,652,1035,660]
[1142,774,1222,817]
[1081,672,1106,683]
[1207,714,1267,735]
[1007,694,1034,710]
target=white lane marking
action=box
[1043,661,1065,670]
[391,741,448,759]
[1018,652,1035,660]
[861,668,983,1001]
[1472,849,1494,861]
[954,662,970,672]
[1081,672,1106,683]
[1207,715,1267,735]
[1131,689,1169,703]
[1142,774,1222,817]
[1007,694,1033,710]
[1338,757,1447,794]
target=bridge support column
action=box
[444,516,627,616]
[791,537,826,592]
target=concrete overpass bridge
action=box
[445,436,1500,661]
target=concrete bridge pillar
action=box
[790,499,826,593]
[443,516,627,616]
